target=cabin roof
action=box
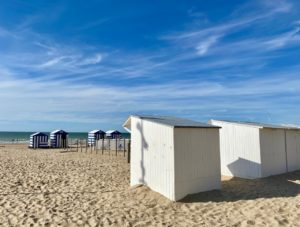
[89,129,105,134]
[106,130,121,134]
[30,132,48,137]
[210,119,300,130]
[123,115,220,132]
[51,129,68,135]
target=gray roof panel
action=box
[213,120,300,130]
[133,115,220,128]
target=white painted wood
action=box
[50,130,68,148]
[130,116,175,200]
[173,128,221,200]
[286,130,300,172]
[260,129,287,177]
[211,120,300,179]
[210,120,262,179]
[127,116,221,201]
[29,133,48,148]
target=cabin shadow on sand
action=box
[60,150,78,153]
[180,170,300,203]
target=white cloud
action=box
[33,42,58,55]
[0,66,300,130]
[162,0,293,57]
[80,53,103,65]
[164,0,292,42]
[0,0,299,130]
[39,57,65,68]
[0,70,299,111]
[261,0,292,13]
[196,35,221,55]
[265,27,300,49]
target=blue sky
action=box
[0,0,300,132]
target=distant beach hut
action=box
[209,120,300,179]
[123,115,221,201]
[106,130,121,139]
[29,132,49,149]
[88,129,105,146]
[50,130,68,148]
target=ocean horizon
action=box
[0,131,130,144]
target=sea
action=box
[0,131,131,144]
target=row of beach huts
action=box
[123,115,300,201]
[29,129,122,149]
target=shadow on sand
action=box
[180,170,300,203]
[60,150,78,153]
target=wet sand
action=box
[0,144,299,226]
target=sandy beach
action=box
[0,144,299,226]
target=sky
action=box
[0,0,300,132]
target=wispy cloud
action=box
[196,35,222,55]
[39,57,66,68]
[0,0,300,130]
[79,53,103,65]
[265,27,300,49]
[0,67,299,126]
[162,0,294,58]
[260,0,292,13]
[33,42,58,55]
[164,0,292,42]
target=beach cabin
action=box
[106,130,121,139]
[50,130,68,148]
[123,115,221,201]
[88,129,105,146]
[29,132,49,149]
[209,120,300,179]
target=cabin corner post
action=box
[284,129,288,172]
[116,138,118,156]
[127,140,131,163]
[124,139,126,157]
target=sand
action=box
[0,144,300,226]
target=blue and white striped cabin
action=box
[88,129,105,146]
[50,129,68,148]
[29,132,49,149]
[106,130,122,139]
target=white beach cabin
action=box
[88,129,105,146]
[123,115,221,201]
[209,120,300,179]
[29,132,49,149]
[50,129,69,148]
